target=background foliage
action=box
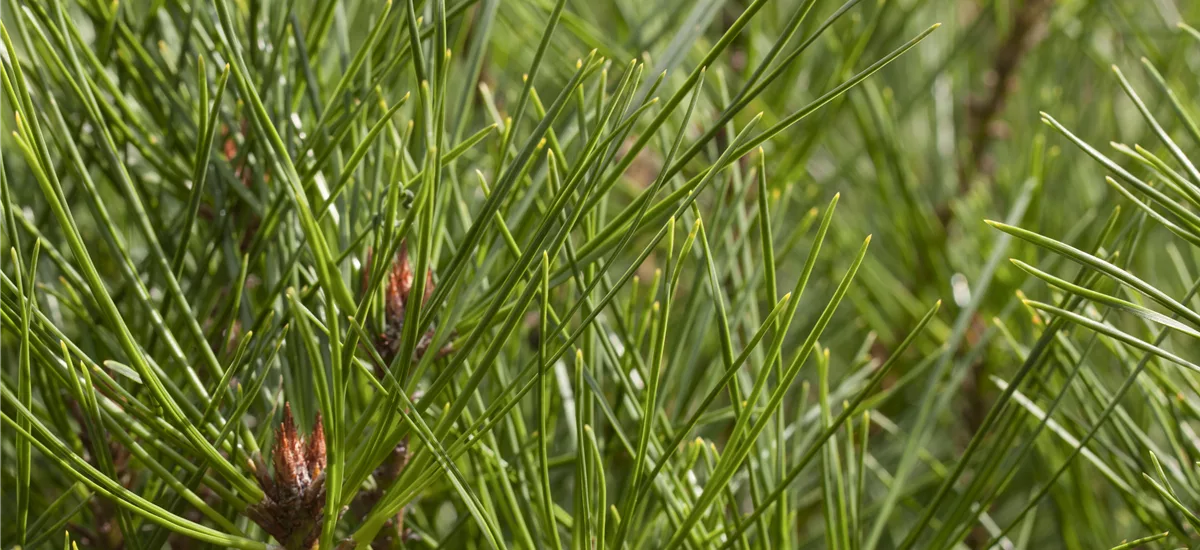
[2,0,1200,548]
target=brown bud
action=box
[374,242,451,371]
[244,402,328,550]
[307,413,326,478]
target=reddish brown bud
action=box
[374,242,451,371]
[307,413,326,477]
[385,244,415,322]
[244,402,328,549]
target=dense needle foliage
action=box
[2,0,1200,548]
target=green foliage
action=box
[1,0,1198,549]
